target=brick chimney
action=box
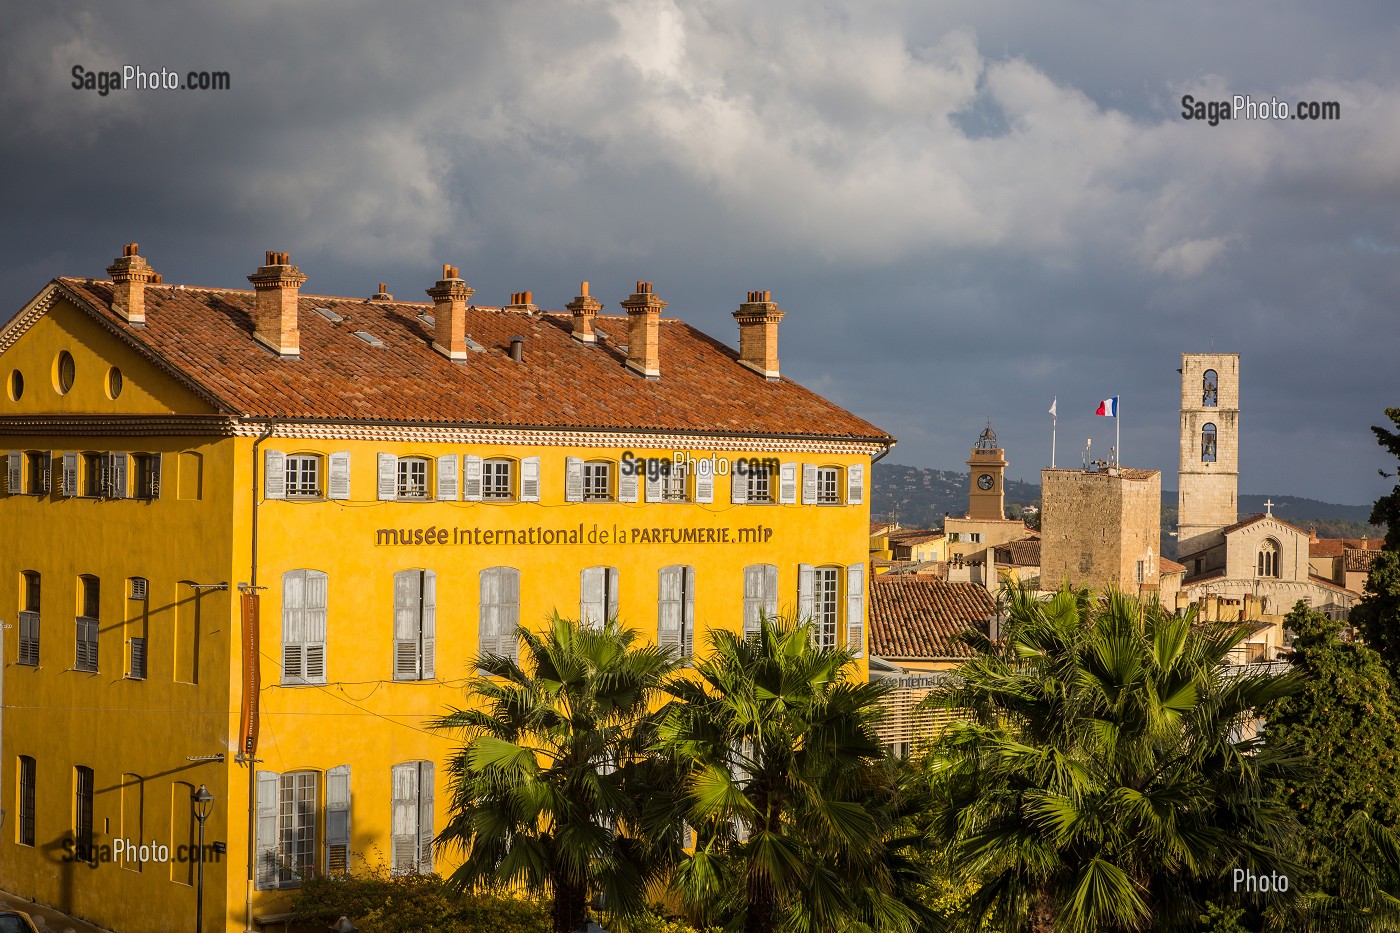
[566,281,602,343]
[426,265,474,361]
[107,243,157,324]
[247,251,307,358]
[371,282,393,301]
[620,281,665,379]
[733,289,785,380]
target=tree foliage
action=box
[1367,407,1400,549]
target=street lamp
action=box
[192,784,215,933]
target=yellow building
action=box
[0,248,893,932]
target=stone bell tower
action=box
[1177,353,1240,557]
[967,425,1007,521]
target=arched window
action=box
[1203,369,1219,407]
[1257,538,1280,578]
[1201,423,1217,463]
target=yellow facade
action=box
[1,285,885,932]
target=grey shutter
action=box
[6,452,20,493]
[743,565,772,639]
[695,468,714,505]
[390,762,418,875]
[763,565,779,621]
[328,452,351,500]
[463,455,483,501]
[147,453,160,498]
[644,460,663,502]
[580,567,605,628]
[422,571,436,678]
[565,457,584,502]
[682,823,695,850]
[618,459,639,503]
[779,462,797,504]
[325,764,351,874]
[377,453,398,500]
[798,564,815,622]
[847,463,864,505]
[731,464,748,504]
[658,566,683,651]
[394,570,422,680]
[479,568,499,661]
[282,571,305,683]
[264,449,286,500]
[435,455,458,500]
[40,451,53,494]
[77,617,99,671]
[846,563,865,657]
[61,453,78,497]
[19,611,40,665]
[801,464,817,504]
[607,567,620,622]
[304,571,328,683]
[683,566,695,659]
[129,636,147,679]
[498,568,519,662]
[418,761,434,873]
[109,452,129,499]
[256,771,280,889]
[520,457,540,502]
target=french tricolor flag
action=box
[1095,396,1119,417]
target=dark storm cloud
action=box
[1,0,1396,504]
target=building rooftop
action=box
[868,576,996,660]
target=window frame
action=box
[276,770,319,888]
[284,453,323,500]
[583,460,613,502]
[811,566,840,649]
[1202,369,1219,407]
[390,761,435,876]
[393,569,437,681]
[580,566,620,628]
[282,570,329,685]
[18,755,36,847]
[1201,423,1218,464]
[742,564,779,640]
[76,575,99,673]
[746,463,772,504]
[19,570,40,666]
[481,458,514,500]
[396,456,430,500]
[658,565,695,661]
[1257,538,1281,579]
[132,453,161,500]
[74,765,95,863]
[478,566,521,665]
[81,452,105,498]
[815,466,841,505]
[24,451,51,495]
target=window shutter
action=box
[520,457,540,502]
[695,468,713,504]
[779,462,797,504]
[730,466,748,504]
[847,463,864,505]
[255,771,281,889]
[682,823,695,850]
[607,567,620,622]
[435,455,458,500]
[390,762,418,875]
[59,453,76,497]
[565,457,584,502]
[801,464,817,504]
[658,567,682,651]
[499,568,518,662]
[282,571,305,683]
[6,452,20,493]
[462,455,483,502]
[328,452,351,500]
[618,459,639,503]
[644,460,663,502]
[325,765,351,875]
[393,570,422,680]
[742,565,767,639]
[129,636,147,679]
[19,611,40,666]
[147,453,160,498]
[846,563,865,657]
[264,449,286,500]
[39,451,53,494]
[798,564,815,621]
[418,761,434,873]
[421,571,436,679]
[479,568,500,662]
[764,565,779,620]
[305,571,328,684]
[377,453,398,501]
[110,452,129,499]
[77,617,99,671]
[580,567,604,628]
[682,566,695,659]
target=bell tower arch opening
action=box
[1177,353,1240,558]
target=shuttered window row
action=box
[6,450,161,499]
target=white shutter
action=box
[499,568,519,662]
[565,457,584,502]
[463,455,483,502]
[847,464,864,505]
[846,563,865,657]
[520,457,540,502]
[264,449,286,500]
[255,771,280,889]
[390,763,418,875]
[743,565,768,639]
[109,453,129,499]
[328,452,351,500]
[779,462,797,504]
[435,455,458,500]
[282,571,305,683]
[377,453,398,501]
[147,453,160,498]
[618,460,639,503]
[683,566,696,659]
[801,464,817,504]
[798,564,815,622]
[6,452,20,493]
[304,571,328,683]
[764,565,779,620]
[325,765,351,875]
[479,568,500,660]
[695,467,713,504]
[418,761,434,873]
[644,460,663,502]
[658,567,682,651]
[731,465,748,504]
[607,567,620,622]
[393,570,422,680]
[422,571,436,679]
[580,567,605,628]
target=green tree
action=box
[656,617,928,933]
[433,614,680,933]
[1352,407,1400,675]
[922,585,1303,933]
[1366,407,1400,549]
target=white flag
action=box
[1049,397,1057,419]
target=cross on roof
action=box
[1264,498,1274,516]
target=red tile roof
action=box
[868,576,996,659]
[1159,558,1187,574]
[1312,537,1382,559]
[994,539,1041,567]
[1346,548,1381,573]
[37,278,893,442]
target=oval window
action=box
[108,367,124,400]
[7,370,22,401]
[55,351,75,395]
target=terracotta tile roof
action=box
[889,528,944,545]
[1346,548,1381,573]
[1312,537,1382,558]
[1159,558,1187,574]
[870,521,895,536]
[993,539,1041,567]
[1308,573,1360,595]
[868,576,996,659]
[42,278,893,441]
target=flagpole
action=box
[1050,396,1057,468]
[1116,395,1121,467]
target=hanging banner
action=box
[239,591,260,756]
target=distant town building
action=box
[945,425,1035,562]
[1039,465,1163,594]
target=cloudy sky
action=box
[2,0,1396,505]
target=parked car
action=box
[0,911,40,933]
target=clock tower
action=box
[967,425,1007,520]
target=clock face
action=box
[977,473,995,490]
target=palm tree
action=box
[656,616,929,933]
[432,613,680,933]
[922,584,1304,933]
